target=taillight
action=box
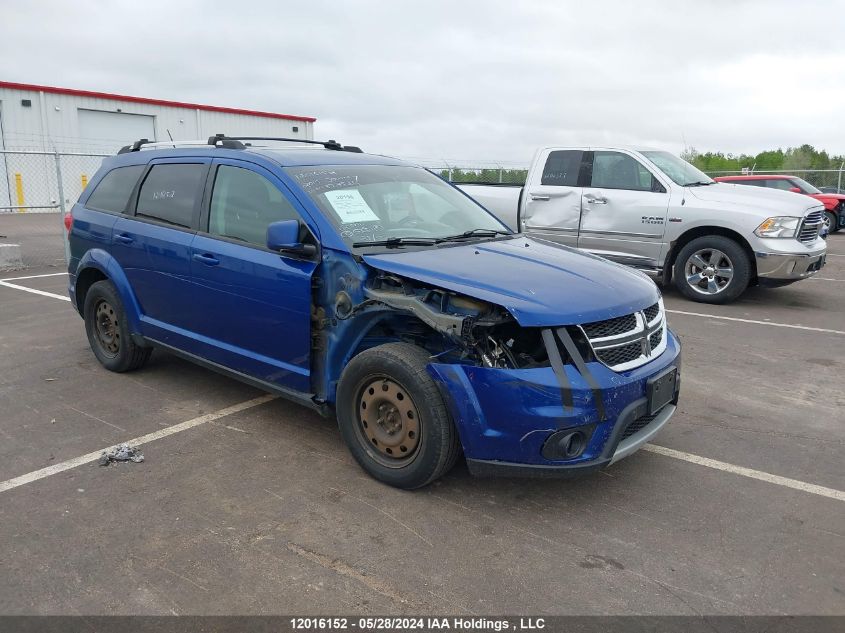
[63,212,73,234]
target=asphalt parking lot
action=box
[0,222,843,616]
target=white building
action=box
[0,81,316,210]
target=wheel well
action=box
[664,226,757,285]
[74,267,108,315]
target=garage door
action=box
[78,109,156,152]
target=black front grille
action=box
[596,342,642,367]
[649,329,663,349]
[622,412,658,439]
[582,313,637,339]
[643,302,660,323]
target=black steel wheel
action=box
[84,280,151,372]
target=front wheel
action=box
[673,236,751,304]
[336,343,460,489]
[824,211,839,234]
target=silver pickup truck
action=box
[456,147,827,303]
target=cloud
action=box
[1,0,842,164]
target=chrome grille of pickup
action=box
[580,300,667,372]
[799,209,824,243]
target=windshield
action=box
[790,177,822,195]
[286,165,510,249]
[640,151,714,186]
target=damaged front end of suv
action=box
[310,236,681,481]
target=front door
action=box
[520,149,586,248]
[577,150,670,269]
[188,159,317,393]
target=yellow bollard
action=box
[14,173,25,213]
[81,174,88,190]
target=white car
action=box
[456,147,827,304]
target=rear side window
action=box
[136,164,206,227]
[733,179,763,187]
[208,165,301,246]
[85,165,144,213]
[541,150,583,186]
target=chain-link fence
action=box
[0,150,108,270]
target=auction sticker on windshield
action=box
[324,189,380,223]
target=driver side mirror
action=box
[267,220,317,258]
[789,187,802,194]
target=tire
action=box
[336,343,460,489]
[824,211,839,234]
[673,235,751,304]
[84,280,151,372]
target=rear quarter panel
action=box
[455,184,522,230]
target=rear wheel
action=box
[84,280,151,372]
[824,211,839,234]
[336,343,460,489]
[673,236,751,304]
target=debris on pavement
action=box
[98,443,144,466]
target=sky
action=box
[2,0,844,166]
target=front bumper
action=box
[427,330,681,476]
[754,237,826,282]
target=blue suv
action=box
[67,135,681,488]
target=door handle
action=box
[585,195,608,205]
[192,253,220,266]
[529,194,550,201]
[114,233,134,244]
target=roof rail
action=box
[207,134,363,153]
[117,135,363,154]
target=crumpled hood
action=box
[363,237,660,327]
[689,183,823,215]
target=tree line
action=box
[683,144,845,173]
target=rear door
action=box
[577,150,670,268]
[187,158,318,392]
[520,149,586,247]
[111,159,209,342]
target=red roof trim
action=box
[0,81,316,123]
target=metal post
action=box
[838,161,844,194]
[54,152,70,264]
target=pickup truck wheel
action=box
[337,343,460,489]
[824,211,839,234]
[673,236,750,304]
[84,280,151,372]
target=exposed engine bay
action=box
[347,273,552,369]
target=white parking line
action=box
[666,309,845,336]
[0,279,71,302]
[0,395,275,494]
[807,277,845,282]
[644,444,845,502]
[0,272,68,281]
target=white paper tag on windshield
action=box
[324,190,380,223]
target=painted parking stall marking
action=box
[666,309,845,336]
[0,271,71,301]
[644,444,845,502]
[0,395,275,494]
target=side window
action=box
[85,165,145,213]
[591,151,661,192]
[208,165,301,247]
[736,180,762,187]
[136,164,205,227]
[541,150,583,186]
[765,179,794,191]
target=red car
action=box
[714,174,844,233]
